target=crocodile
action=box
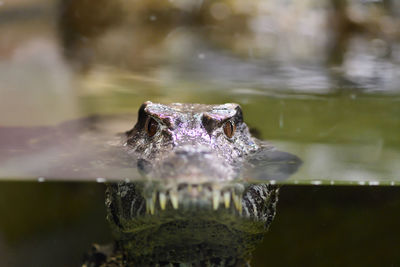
[83,101,302,267]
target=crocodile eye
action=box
[145,117,159,137]
[223,121,236,138]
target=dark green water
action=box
[1,182,399,266]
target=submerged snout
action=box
[138,145,237,183]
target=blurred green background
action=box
[1,0,400,183]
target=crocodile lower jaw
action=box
[141,182,247,215]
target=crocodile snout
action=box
[139,146,233,184]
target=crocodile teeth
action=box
[232,191,242,214]
[159,192,167,210]
[152,192,156,214]
[223,191,231,208]
[170,190,179,209]
[212,190,220,210]
[145,199,149,214]
[146,197,155,215]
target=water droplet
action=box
[210,2,231,20]
[368,181,379,186]
[311,180,322,185]
[358,181,366,185]
[96,177,106,183]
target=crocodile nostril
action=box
[174,149,212,157]
[175,150,189,156]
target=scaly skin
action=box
[83,102,301,267]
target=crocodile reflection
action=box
[85,102,301,266]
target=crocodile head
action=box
[105,101,301,266]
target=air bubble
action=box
[96,177,106,183]
[311,180,322,185]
